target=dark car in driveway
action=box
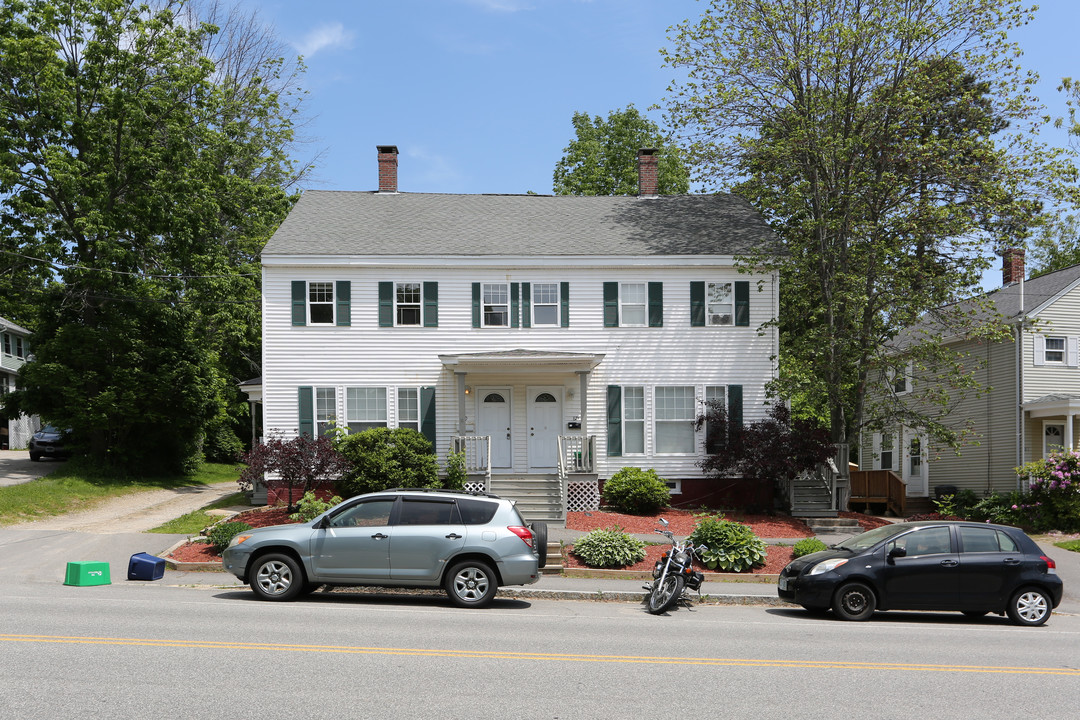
[778,521,1063,626]
[28,425,69,462]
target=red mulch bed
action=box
[165,507,294,563]
[838,511,894,531]
[566,508,813,538]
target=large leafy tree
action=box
[662,0,1076,452]
[553,105,689,195]
[0,0,307,473]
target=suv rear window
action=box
[455,498,499,525]
[398,499,456,526]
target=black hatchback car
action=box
[778,521,1063,625]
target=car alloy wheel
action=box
[250,553,303,601]
[445,560,497,608]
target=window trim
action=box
[397,387,419,431]
[622,385,645,455]
[530,282,561,327]
[1044,336,1066,364]
[653,385,697,455]
[705,281,734,327]
[619,282,647,327]
[307,282,335,325]
[481,282,510,328]
[346,386,388,433]
[394,282,423,327]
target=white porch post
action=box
[1068,413,1075,452]
[577,370,589,439]
[456,372,467,434]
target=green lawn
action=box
[0,459,242,526]
[147,491,249,534]
[1054,539,1080,553]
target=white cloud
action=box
[462,0,535,12]
[294,22,354,59]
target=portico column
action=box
[577,370,589,438]
[456,372,468,434]
[1067,413,1075,452]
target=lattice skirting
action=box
[464,480,487,493]
[566,480,600,512]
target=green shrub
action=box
[443,450,467,491]
[792,537,828,558]
[601,467,671,515]
[334,427,439,496]
[571,527,647,569]
[203,420,245,463]
[687,514,768,572]
[208,521,253,552]
[289,491,343,522]
[1019,451,1080,532]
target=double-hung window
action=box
[315,388,336,436]
[397,388,419,431]
[396,283,422,326]
[532,283,559,326]
[707,282,733,326]
[655,386,695,454]
[483,283,509,327]
[308,282,335,324]
[346,387,387,433]
[620,283,647,326]
[623,386,645,454]
[1045,337,1066,364]
[2,334,9,356]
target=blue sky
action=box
[246,0,1079,285]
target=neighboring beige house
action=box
[858,250,1080,507]
[246,146,782,519]
[0,317,38,449]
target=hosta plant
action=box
[687,514,767,572]
[572,527,647,569]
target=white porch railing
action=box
[557,435,595,477]
[452,435,491,491]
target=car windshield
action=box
[835,524,909,552]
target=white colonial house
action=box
[1,316,38,449]
[251,146,781,520]
[855,250,1080,514]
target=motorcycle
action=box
[644,518,708,614]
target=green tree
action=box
[662,0,1076,450]
[553,105,689,195]
[0,0,306,473]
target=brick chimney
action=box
[637,148,658,196]
[1003,248,1025,285]
[377,145,398,193]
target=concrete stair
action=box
[489,474,564,523]
[541,541,564,574]
[797,516,863,536]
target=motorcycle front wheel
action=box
[647,573,685,614]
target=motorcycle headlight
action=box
[808,558,848,575]
[652,561,663,579]
[674,551,689,565]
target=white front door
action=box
[527,387,561,470]
[903,432,928,496]
[477,388,512,469]
[1044,423,1066,457]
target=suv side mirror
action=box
[888,546,907,559]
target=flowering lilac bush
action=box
[1016,451,1080,532]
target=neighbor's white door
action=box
[477,388,512,469]
[527,387,561,470]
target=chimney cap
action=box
[376,145,399,155]
[637,147,658,157]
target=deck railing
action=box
[557,435,595,477]
[849,469,906,517]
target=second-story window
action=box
[1045,337,1066,363]
[308,282,334,324]
[707,282,733,326]
[620,283,647,326]
[532,283,559,326]
[396,283,421,326]
[483,283,509,327]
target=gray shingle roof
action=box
[262,190,780,257]
[0,317,30,335]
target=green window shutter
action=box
[521,282,531,328]
[734,281,750,327]
[291,281,307,326]
[603,282,619,328]
[336,281,351,326]
[606,385,622,457]
[690,282,705,327]
[298,386,314,438]
[420,386,437,448]
[648,282,663,328]
[378,282,393,327]
[560,281,570,327]
[510,283,520,328]
[472,283,481,328]
[423,282,438,327]
[728,385,743,428]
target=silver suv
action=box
[222,489,546,608]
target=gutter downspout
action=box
[1016,275,1025,491]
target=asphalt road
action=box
[0,448,58,487]
[2,580,1079,720]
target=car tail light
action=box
[1041,555,1057,574]
[508,526,535,549]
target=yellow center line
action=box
[2,634,1077,675]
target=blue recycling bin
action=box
[128,552,166,581]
